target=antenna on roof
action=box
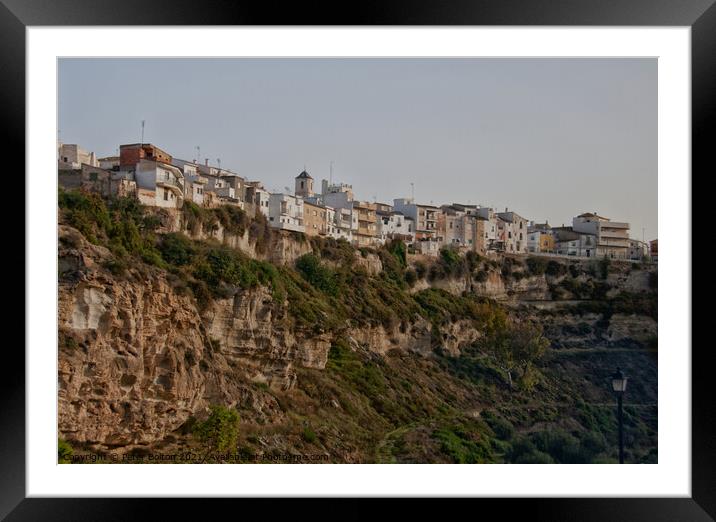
[410,182,414,200]
[217,158,221,170]
[330,160,334,185]
[195,146,200,164]
[140,120,145,145]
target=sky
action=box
[58,58,657,240]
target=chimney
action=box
[205,158,209,166]
[505,207,508,212]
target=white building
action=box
[552,227,597,257]
[97,156,120,171]
[245,181,270,217]
[378,211,415,244]
[134,159,185,209]
[628,239,649,261]
[572,212,630,259]
[321,180,354,201]
[171,159,207,206]
[332,207,357,243]
[393,198,439,241]
[496,209,528,253]
[526,222,554,253]
[58,143,98,169]
[268,193,304,232]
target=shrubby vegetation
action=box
[478,319,550,390]
[58,438,73,463]
[193,404,240,461]
[59,189,166,271]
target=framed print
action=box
[5,0,712,519]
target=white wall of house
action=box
[268,194,304,232]
[98,157,119,170]
[527,231,541,253]
[135,159,184,209]
[497,211,528,253]
[332,207,356,243]
[379,212,415,243]
[573,214,630,259]
[255,188,270,217]
[323,191,352,211]
[58,143,98,169]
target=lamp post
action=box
[611,368,628,463]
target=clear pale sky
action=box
[58,58,657,240]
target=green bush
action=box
[58,438,73,463]
[526,257,548,275]
[295,254,339,296]
[465,250,482,271]
[158,233,196,266]
[530,428,582,463]
[481,411,514,441]
[414,261,427,279]
[302,426,318,443]
[193,405,240,457]
[546,260,567,277]
[433,424,494,463]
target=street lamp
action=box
[611,368,628,463]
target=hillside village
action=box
[58,141,657,262]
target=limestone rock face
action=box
[354,251,383,276]
[57,225,328,447]
[202,290,331,390]
[346,318,479,357]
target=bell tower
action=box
[295,169,314,197]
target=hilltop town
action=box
[57,141,657,262]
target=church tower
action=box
[295,169,314,197]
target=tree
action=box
[481,320,550,390]
[511,322,550,388]
[193,405,240,462]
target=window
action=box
[163,188,169,201]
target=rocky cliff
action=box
[58,225,334,446]
[57,198,657,461]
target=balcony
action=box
[601,221,629,229]
[157,177,184,198]
[600,229,629,240]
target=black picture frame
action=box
[4,0,710,519]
